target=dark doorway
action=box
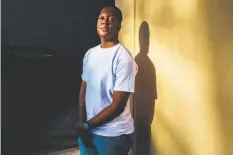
[1,1,114,155]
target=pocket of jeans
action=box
[120,134,134,147]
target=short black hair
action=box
[100,5,123,24]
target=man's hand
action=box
[75,121,85,137]
[75,121,94,148]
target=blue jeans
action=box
[78,133,134,155]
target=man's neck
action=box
[100,38,119,48]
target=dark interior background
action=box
[1,0,114,154]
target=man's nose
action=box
[101,18,110,25]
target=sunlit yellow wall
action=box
[116,0,233,155]
[115,0,135,53]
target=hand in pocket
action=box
[80,132,95,148]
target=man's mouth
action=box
[100,27,109,32]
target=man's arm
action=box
[78,80,87,123]
[87,91,130,129]
[78,49,89,122]
[76,80,95,147]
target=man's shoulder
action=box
[89,44,101,51]
[117,44,134,61]
[84,44,101,57]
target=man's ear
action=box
[118,24,121,31]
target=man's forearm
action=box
[78,81,87,122]
[88,103,124,128]
[87,91,130,129]
[79,104,86,122]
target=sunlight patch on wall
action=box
[172,0,197,18]
[148,40,221,155]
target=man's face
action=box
[97,7,121,41]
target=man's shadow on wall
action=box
[134,21,157,155]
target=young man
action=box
[76,5,138,155]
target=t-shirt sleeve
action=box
[81,51,89,81]
[114,55,138,93]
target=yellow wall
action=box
[116,0,233,155]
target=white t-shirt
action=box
[81,43,137,137]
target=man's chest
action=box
[86,54,117,83]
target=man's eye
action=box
[98,16,105,20]
[98,16,114,23]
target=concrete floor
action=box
[31,148,80,155]
[45,149,80,155]
[29,106,80,155]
